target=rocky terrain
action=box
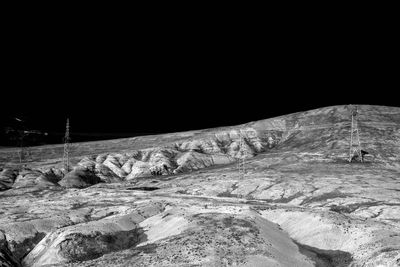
[0,105,399,266]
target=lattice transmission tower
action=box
[237,131,246,178]
[348,105,363,162]
[63,118,71,172]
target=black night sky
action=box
[1,18,398,146]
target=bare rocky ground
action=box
[0,105,399,266]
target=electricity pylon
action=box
[63,118,71,172]
[348,106,363,162]
[237,131,246,178]
[18,132,25,169]
[14,117,46,170]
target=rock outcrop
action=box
[59,167,103,188]
[0,169,17,191]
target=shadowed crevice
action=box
[126,187,160,191]
[294,241,353,267]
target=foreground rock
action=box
[23,203,165,266]
[0,232,21,267]
[73,209,317,266]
